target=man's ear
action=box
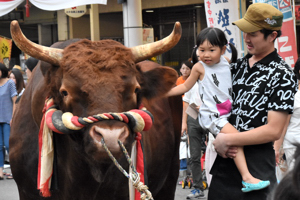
[269,31,278,43]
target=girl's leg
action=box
[0,124,4,177]
[221,123,261,184]
[2,123,12,178]
[3,123,10,154]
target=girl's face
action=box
[180,64,191,78]
[9,72,16,84]
[198,40,226,66]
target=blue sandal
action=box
[241,180,270,192]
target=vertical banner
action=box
[0,36,12,67]
[204,0,242,58]
[295,5,300,20]
[253,0,298,67]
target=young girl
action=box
[0,63,17,180]
[167,27,270,192]
[10,68,26,103]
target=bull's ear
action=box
[137,61,178,99]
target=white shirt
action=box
[283,90,300,149]
[182,81,202,107]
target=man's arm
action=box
[213,110,289,158]
[273,114,291,163]
[181,101,189,136]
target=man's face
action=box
[243,31,275,58]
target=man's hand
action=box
[213,133,237,158]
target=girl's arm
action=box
[167,62,203,96]
[10,95,17,125]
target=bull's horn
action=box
[131,22,182,63]
[10,20,63,66]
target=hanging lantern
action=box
[25,0,30,17]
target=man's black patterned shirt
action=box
[230,49,297,132]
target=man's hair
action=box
[259,29,282,41]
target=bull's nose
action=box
[90,125,129,152]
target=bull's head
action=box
[10,21,181,163]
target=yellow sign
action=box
[0,36,12,65]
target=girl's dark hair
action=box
[196,27,227,49]
[294,57,300,80]
[0,63,9,78]
[183,58,193,69]
[191,47,199,65]
[228,43,237,63]
[196,27,237,63]
[11,68,26,94]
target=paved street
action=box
[0,165,208,200]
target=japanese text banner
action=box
[204,0,242,58]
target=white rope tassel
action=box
[130,172,153,200]
[129,141,153,200]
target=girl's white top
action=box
[197,56,232,131]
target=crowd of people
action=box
[170,3,300,200]
[0,57,38,181]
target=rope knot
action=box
[135,132,142,141]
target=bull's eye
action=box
[61,90,68,97]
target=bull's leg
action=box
[152,156,180,200]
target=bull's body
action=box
[10,21,182,200]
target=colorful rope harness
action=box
[43,98,154,134]
[38,97,154,199]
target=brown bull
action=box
[9,20,182,200]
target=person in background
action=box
[274,57,300,171]
[211,3,297,199]
[268,144,300,200]
[178,59,193,173]
[12,65,23,74]
[0,63,17,180]
[177,59,193,87]
[25,57,39,81]
[183,47,208,199]
[9,68,26,103]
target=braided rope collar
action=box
[44,98,154,134]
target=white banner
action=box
[204,0,242,58]
[0,0,107,17]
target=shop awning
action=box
[0,0,107,17]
